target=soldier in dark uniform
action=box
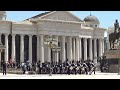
[2,61,7,75]
[74,64,77,75]
[49,63,53,76]
[100,62,104,72]
[55,62,58,74]
[83,61,88,75]
[89,61,96,75]
[59,63,62,74]
[67,64,71,75]
[86,60,91,72]
[77,61,81,74]
[37,61,42,74]
[21,62,26,74]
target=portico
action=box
[0,11,106,64]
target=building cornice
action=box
[30,19,84,25]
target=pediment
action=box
[40,11,82,22]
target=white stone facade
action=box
[0,11,106,64]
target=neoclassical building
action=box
[0,11,106,64]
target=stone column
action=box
[40,35,44,63]
[84,38,87,61]
[61,36,66,63]
[29,35,32,64]
[67,38,69,60]
[55,36,59,62]
[20,34,24,63]
[12,34,16,62]
[89,38,93,60]
[48,44,51,63]
[94,39,97,64]
[0,34,1,63]
[5,34,8,62]
[102,39,104,54]
[0,34,1,43]
[73,38,76,60]
[68,36,72,61]
[99,39,102,57]
[79,38,82,60]
[37,35,40,62]
[76,37,79,61]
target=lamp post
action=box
[0,42,5,71]
[44,35,57,63]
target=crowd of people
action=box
[21,59,96,75]
[0,59,97,75]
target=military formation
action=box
[21,59,96,75]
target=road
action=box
[0,71,119,79]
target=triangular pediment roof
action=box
[25,11,83,22]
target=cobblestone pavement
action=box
[0,71,119,79]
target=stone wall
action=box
[109,64,118,73]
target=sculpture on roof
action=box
[0,11,6,20]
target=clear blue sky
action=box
[6,11,120,28]
[6,11,120,37]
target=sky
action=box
[6,11,120,37]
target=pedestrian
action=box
[3,61,7,75]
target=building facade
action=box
[0,11,106,64]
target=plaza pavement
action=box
[0,71,119,79]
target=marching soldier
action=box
[89,61,96,75]
[59,63,63,74]
[37,61,42,74]
[2,61,7,75]
[49,63,53,76]
[83,61,88,75]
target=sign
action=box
[52,47,61,52]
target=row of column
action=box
[62,37,104,63]
[0,34,104,64]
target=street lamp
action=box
[0,42,6,71]
[44,35,58,63]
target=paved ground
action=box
[0,71,120,79]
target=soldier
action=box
[2,61,7,75]
[74,63,77,75]
[49,63,53,76]
[67,64,71,75]
[83,61,88,75]
[37,61,42,74]
[21,62,26,74]
[89,61,96,75]
[59,63,63,74]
